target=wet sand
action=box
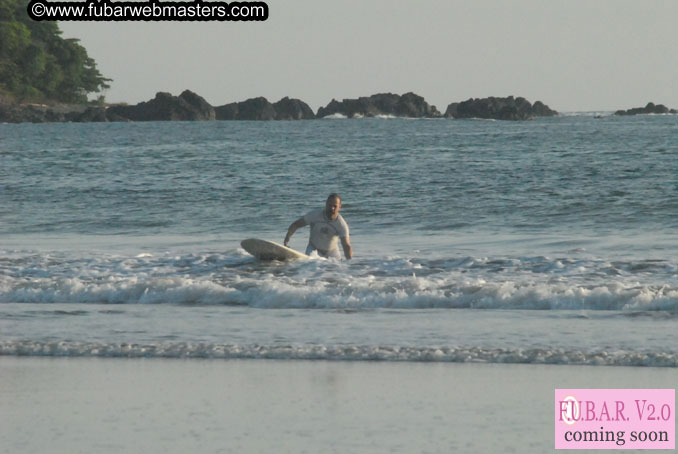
[1,357,677,454]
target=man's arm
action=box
[284,217,307,246]
[340,236,353,260]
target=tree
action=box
[0,0,110,103]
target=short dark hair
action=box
[327,193,342,202]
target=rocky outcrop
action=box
[0,92,315,123]
[614,102,677,116]
[445,96,558,120]
[1,91,563,123]
[532,101,557,117]
[316,92,441,118]
[444,103,459,118]
[107,90,215,121]
[0,90,215,123]
[214,102,239,120]
[215,96,314,120]
[216,97,276,120]
[396,92,441,117]
[238,97,276,120]
[0,102,88,123]
[71,106,108,122]
[273,97,315,120]
[178,90,216,120]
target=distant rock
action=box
[614,102,677,116]
[214,102,239,120]
[70,106,108,122]
[316,92,441,118]
[215,96,314,120]
[0,102,87,123]
[0,103,43,123]
[1,91,317,123]
[178,90,216,120]
[444,103,459,118]
[215,97,275,120]
[397,92,442,117]
[1,91,562,124]
[236,97,276,120]
[532,101,558,117]
[107,90,215,121]
[273,97,315,120]
[445,96,558,121]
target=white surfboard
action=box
[241,238,308,261]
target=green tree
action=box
[0,0,110,103]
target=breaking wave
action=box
[2,250,678,310]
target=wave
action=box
[558,111,614,117]
[319,113,348,119]
[2,341,676,366]
[318,114,424,120]
[3,274,678,310]
[2,251,677,310]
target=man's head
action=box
[325,193,342,219]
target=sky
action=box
[60,0,678,113]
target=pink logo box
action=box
[555,389,675,449]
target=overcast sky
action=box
[60,0,678,112]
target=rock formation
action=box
[1,91,563,123]
[215,97,276,120]
[445,96,557,120]
[273,97,315,120]
[0,102,87,123]
[106,90,215,121]
[614,102,677,116]
[316,92,441,118]
[215,97,314,120]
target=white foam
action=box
[3,272,677,311]
[319,113,348,119]
[2,251,677,310]
[559,111,614,117]
[2,341,677,366]
[373,114,398,119]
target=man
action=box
[284,193,353,260]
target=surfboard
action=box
[240,238,308,261]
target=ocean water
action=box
[1,115,678,366]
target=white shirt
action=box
[303,208,349,252]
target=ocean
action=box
[2,114,678,453]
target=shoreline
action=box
[2,357,677,453]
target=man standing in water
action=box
[284,193,353,260]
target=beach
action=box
[2,357,677,454]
